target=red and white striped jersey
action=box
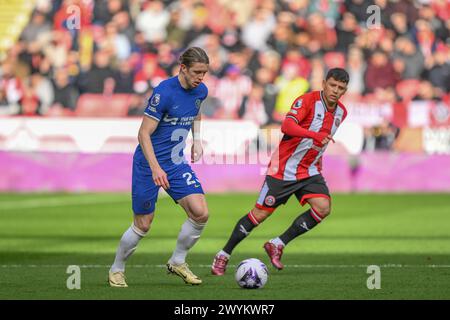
[267,91,347,181]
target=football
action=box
[235,258,269,289]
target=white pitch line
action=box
[1,264,450,268]
[0,196,129,210]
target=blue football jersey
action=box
[134,76,208,170]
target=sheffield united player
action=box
[212,68,349,274]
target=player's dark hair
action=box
[179,47,209,68]
[326,68,349,84]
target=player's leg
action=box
[165,166,207,285]
[211,206,272,276]
[273,196,330,246]
[212,176,293,275]
[169,193,208,265]
[165,193,207,285]
[109,214,153,287]
[265,175,331,270]
[109,161,159,287]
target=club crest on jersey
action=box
[293,99,303,109]
[150,93,160,106]
[195,99,202,109]
[335,118,341,127]
[264,195,276,206]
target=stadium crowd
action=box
[0,0,449,147]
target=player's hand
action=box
[312,132,335,146]
[191,141,203,163]
[152,166,170,190]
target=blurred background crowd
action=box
[0,0,449,151]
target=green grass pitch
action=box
[0,192,449,300]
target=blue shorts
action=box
[132,161,204,214]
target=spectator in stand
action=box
[215,64,252,119]
[114,59,135,94]
[308,56,325,91]
[363,120,400,152]
[19,10,52,43]
[412,80,441,101]
[426,44,450,94]
[344,0,373,24]
[413,19,439,61]
[365,50,400,93]
[135,0,170,44]
[93,0,124,26]
[241,7,276,51]
[238,83,269,126]
[113,11,136,45]
[51,67,79,111]
[0,60,23,112]
[346,46,366,97]
[308,0,340,27]
[267,17,295,58]
[273,62,309,120]
[390,12,410,38]
[182,5,212,48]
[103,21,132,61]
[254,67,278,122]
[78,49,116,94]
[133,54,168,93]
[306,12,337,52]
[335,12,359,54]
[30,72,54,115]
[19,83,42,116]
[392,37,425,80]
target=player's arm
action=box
[138,116,170,190]
[191,112,203,162]
[281,118,334,146]
[281,97,334,146]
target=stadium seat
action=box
[46,106,76,117]
[395,79,420,102]
[75,94,132,117]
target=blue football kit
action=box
[132,76,208,214]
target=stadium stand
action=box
[0,0,448,151]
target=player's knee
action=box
[311,204,331,218]
[133,222,150,235]
[133,215,154,235]
[252,208,271,223]
[191,207,209,224]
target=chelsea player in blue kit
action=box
[109,47,210,287]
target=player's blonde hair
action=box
[179,47,209,68]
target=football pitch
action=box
[0,192,449,300]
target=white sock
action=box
[110,224,146,273]
[270,237,285,247]
[218,250,230,259]
[169,218,206,265]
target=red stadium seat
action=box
[395,79,420,102]
[75,94,132,117]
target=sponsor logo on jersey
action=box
[293,99,303,109]
[335,117,341,127]
[264,195,276,206]
[150,93,160,106]
[163,114,179,125]
[195,99,202,109]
